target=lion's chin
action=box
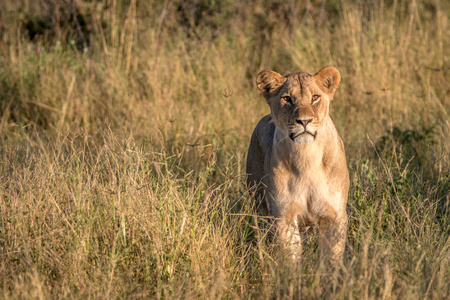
[293,134,315,144]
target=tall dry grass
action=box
[0,0,449,298]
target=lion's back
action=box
[246,115,275,211]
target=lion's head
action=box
[256,67,341,144]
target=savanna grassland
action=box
[0,0,448,298]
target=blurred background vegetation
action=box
[0,0,448,298]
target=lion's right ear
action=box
[314,67,341,98]
[256,70,286,98]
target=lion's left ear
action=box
[256,70,286,99]
[314,67,341,99]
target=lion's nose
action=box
[295,118,313,127]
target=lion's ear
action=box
[256,70,286,98]
[314,67,341,99]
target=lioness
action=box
[246,67,349,263]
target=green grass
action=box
[0,0,449,298]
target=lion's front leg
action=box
[319,210,348,264]
[276,218,302,264]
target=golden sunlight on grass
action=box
[0,0,448,298]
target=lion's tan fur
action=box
[247,67,349,263]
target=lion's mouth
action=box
[289,131,316,141]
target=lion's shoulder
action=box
[251,114,275,150]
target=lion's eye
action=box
[311,94,320,102]
[282,96,292,104]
